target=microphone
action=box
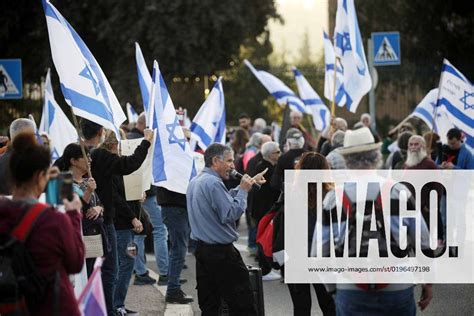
[230,169,261,190]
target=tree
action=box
[0,0,279,129]
[297,29,312,66]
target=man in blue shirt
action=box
[187,143,266,315]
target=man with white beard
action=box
[404,135,437,169]
[404,135,443,245]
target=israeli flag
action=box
[244,59,306,113]
[42,0,126,140]
[126,102,139,124]
[150,60,196,194]
[190,77,226,150]
[39,69,78,159]
[334,0,372,113]
[410,88,454,144]
[135,42,152,116]
[437,59,474,150]
[323,31,346,107]
[292,67,330,131]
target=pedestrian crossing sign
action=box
[0,59,22,99]
[372,32,401,66]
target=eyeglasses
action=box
[272,151,281,154]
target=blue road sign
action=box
[0,59,22,99]
[372,32,401,66]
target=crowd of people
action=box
[0,110,473,316]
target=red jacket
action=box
[0,199,85,316]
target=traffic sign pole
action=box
[368,38,376,131]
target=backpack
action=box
[340,191,390,290]
[0,202,50,315]
[256,210,277,275]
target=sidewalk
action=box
[125,268,194,316]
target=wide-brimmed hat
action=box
[337,127,381,155]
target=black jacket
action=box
[91,140,150,224]
[113,176,141,230]
[0,149,12,195]
[270,148,306,191]
[248,159,279,222]
[246,152,263,177]
[156,187,186,208]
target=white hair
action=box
[287,137,305,150]
[290,111,303,119]
[247,132,263,148]
[253,118,267,129]
[10,118,36,141]
[261,141,280,159]
[333,117,348,131]
[360,113,371,122]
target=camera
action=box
[45,171,74,205]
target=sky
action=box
[268,0,329,64]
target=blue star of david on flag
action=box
[166,116,187,150]
[335,32,352,55]
[460,90,474,110]
[79,66,100,95]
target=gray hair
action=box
[333,117,348,131]
[287,136,305,150]
[204,143,233,167]
[343,149,382,169]
[10,118,36,141]
[331,130,345,147]
[253,118,267,130]
[290,111,303,119]
[247,132,263,148]
[261,141,280,159]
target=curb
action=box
[147,269,194,316]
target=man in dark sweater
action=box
[271,128,307,192]
[157,186,193,304]
[127,113,169,286]
[81,119,152,315]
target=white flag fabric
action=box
[126,102,139,124]
[333,0,372,113]
[43,0,126,139]
[150,60,196,194]
[244,59,306,113]
[135,42,152,116]
[323,31,346,107]
[292,67,330,131]
[410,88,454,144]
[437,59,474,150]
[190,77,226,150]
[39,69,78,159]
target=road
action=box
[146,220,474,315]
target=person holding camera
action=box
[55,143,105,277]
[0,133,84,316]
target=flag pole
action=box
[69,109,92,178]
[331,56,338,118]
[427,70,445,154]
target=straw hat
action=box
[337,127,381,155]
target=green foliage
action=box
[356,0,474,90]
[0,0,279,129]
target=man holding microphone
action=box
[187,143,266,316]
